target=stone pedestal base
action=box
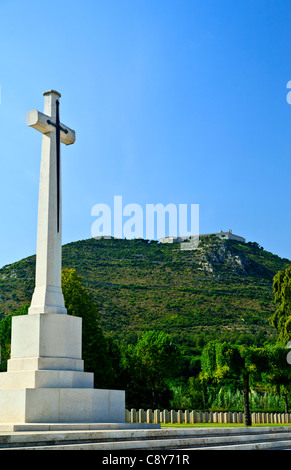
[0,313,125,424]
[0,388,125,423]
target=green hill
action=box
[0,236,289,348]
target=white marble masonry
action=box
[0,91,125,425]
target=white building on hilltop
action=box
[160,229,246,244]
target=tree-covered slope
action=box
[0,236,289,347]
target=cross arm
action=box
[27,109,76,145]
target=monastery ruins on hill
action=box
[160,229,246,244]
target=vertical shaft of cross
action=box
[28,90,67,315]
[56,99,61,233]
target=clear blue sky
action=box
[1,0,291,268]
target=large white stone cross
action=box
[27,90,75,315]
[0,90,126,425]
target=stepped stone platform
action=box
[1,424,291,450]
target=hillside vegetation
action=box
[0,236,289,349]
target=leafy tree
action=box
[61,268,115,388]
[200,341,268,425]
[270,266,291,343]
[122,331,181,409]
[170,376,208,410]
[264,344,291,413]
[105,334,125,389]
[0,303,29,371]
